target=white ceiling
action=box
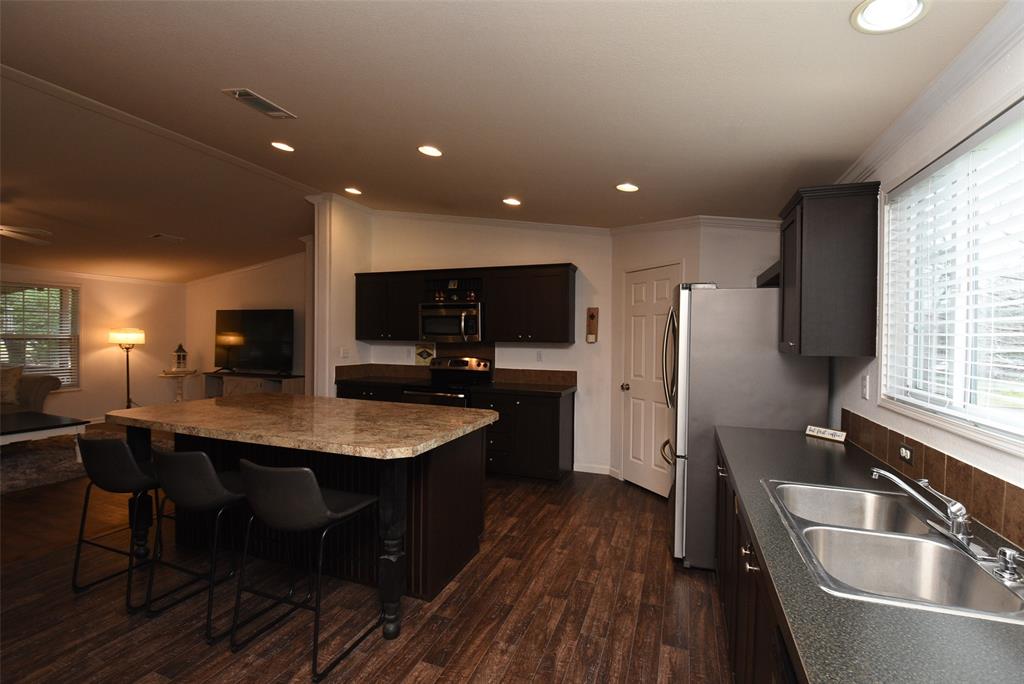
[0,0,1005,281]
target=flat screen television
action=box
[214,309,294,373]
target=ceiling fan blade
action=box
[0,225,52,246]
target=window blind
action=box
[882,99,1024,442]
[0,283,81,388]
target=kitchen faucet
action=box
[870,467,974,547]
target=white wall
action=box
[1,263,185,420]
[183,252,307,399]
[608,215,779,475]
[833,3,1024,487]
[367,211,615,475]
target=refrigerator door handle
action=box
[668,307,679,408]
[659,438,675,466]
[661,305,676,408]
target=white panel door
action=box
[621,264,678,497]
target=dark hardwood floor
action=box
[1,472,730,682]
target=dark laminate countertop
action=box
[336,376,576,397]
[715,426,1024,682]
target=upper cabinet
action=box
[484,265,576,343]
[354,263,577,344]
[777,182,880,357]
[355,272,422,341]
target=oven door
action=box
[400,389,468,408]
[419,304,482,342]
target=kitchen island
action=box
[107,393,497,638]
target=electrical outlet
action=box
[899,444,913,464]
[339,347,350,359]
[861,373,871,400]
[536,350,543,362]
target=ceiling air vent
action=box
[221,88,298,119]
[149,233,185,244]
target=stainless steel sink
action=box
[803,526,1024,619]
[764,479,1024,625]
[773,482,930,535]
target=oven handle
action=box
[402,390,467,400]
[460,311,467,342]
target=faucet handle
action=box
[995,547,1022,582]
[915,478,969,523]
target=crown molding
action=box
[698,215,780,232]
[370,208,610,237]
[0,261,184,287]
[2,65,321,196]
[837,1,1024,184]
[611,214,778,235]
[184,251,305,286]
[610,215,702,235]
[304,192,376,215]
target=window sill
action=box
[878,396,1024,457]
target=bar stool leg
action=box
[71,482,94,593]
[311,522,382,683]
[205,506,229,644]
[229,515,256,652]
[144,494,168,614]
[125,489,151,614]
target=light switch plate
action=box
[806,426,846,443]
[861,373,871,400]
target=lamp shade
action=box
[108,328,146,345]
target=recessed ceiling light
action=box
[271,141,295,152]
[502,197,522,206]
[418,145,443,157]
[851,0,927,33]
[616,182,639,193]
[344,187,362,195]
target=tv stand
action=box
[203,371,305,398]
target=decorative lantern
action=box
[173,344,188,371]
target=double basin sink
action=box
[763,480,1024,625]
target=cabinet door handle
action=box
[744,562,761,573]
[515,400,520,406]
[740,544,752,558]
[786,341,796,347]
[717,465,728,478]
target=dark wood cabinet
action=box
[355,272,423,341]
[355,263,576,345]
[777,182,880,357]
[484,265,576,343]
[471,390,574,480]
[335,382,403,402]
[716,449,798,684]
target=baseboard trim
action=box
[573,463,612,476]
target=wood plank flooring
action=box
[1,472,730,682]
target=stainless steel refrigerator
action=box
[665,284,828,568]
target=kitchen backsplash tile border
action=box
[842,409,1023,549]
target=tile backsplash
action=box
[841,409,1023,549]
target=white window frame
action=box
[877,98,1024,456]
[0,281,82,390]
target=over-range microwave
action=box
[419,302,482,342]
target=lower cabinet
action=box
[470,390,574,480]
[335,382,403,402]
[716,450,799,684]
[335,381,575,481]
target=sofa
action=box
[1,372,62,415]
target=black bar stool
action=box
[72,435,159,613]
[144,447,246,643]
[230,459,380,682]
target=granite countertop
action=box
[106,393,497,459]
[336,375,577,397]
[715,426,1024,682]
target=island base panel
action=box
[167,429,484,602]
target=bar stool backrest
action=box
[76,436,152,494]
[239,459,333,531]
[152,448,233,511]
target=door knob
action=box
[620,383,630,391]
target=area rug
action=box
[1,424,174,494]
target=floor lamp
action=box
[109,328,146,409]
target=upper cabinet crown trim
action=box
[779,182,881,218]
